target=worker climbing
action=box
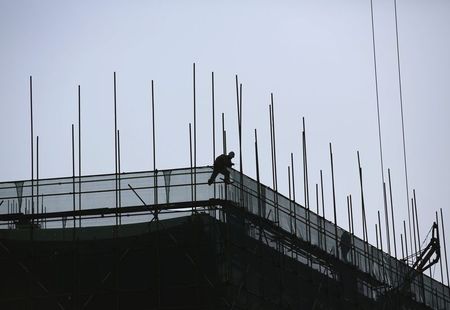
[208,151,235,185]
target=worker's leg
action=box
[221,169,231,184]
[208,169,219,185]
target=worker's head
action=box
[228,151,235,158]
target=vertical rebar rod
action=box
[36,136,39,227]
[376,224,379,249]
[78,85,82,228]
[383,182,391,255]
[30,76,34,217]
[291,153,296,202]
[349,195,355,236]
[113,72,118,226]
[320,170,325,219]
[72,125,76,228]
[316,184,320,216]
[388,169,397,258]
[316,183,320,248]
[303,118,310,210]
[117,130,122,224]
[151,80,156,171]
[378,210,384,252]
[403,220,409,263]
[222,113,226,154]
[212,73,216,161]
[271,96,279,201]
[193,64,197,201]
[211,73,216,197]
[269,96,279,224]
[320,175,325,247]
[436,212,444,286]
[401,233,405,260]
[189,123,194,204]
[303,118,311,244]
[235,78,244,206]
[347,196,352,233]
[288,167,292,232]
[254,129,261,218]
[269,105,275,191]
[349,194,355,263]
[151,80,158,207]
[412,198,418,258]
[440,208,450,286]
[329,143,338,257]
[357,151,370,273]
[413,190,421,252]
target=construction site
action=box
[0,161,448,309]
[1,2,449,309]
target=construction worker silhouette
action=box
[340,231,352,263]
[208,151,235,185]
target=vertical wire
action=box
[370,0,393,258]
[369,0,385,181]
[394,0,413,260]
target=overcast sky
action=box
[1,0,449,282]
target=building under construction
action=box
[0,166,448,309]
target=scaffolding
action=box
[0,167,449,309]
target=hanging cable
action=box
[369,0,385,182]
[393,0,413,256]
[370,0,392,255]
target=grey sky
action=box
[1,0,449,281]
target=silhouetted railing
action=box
[0,166,448,309]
